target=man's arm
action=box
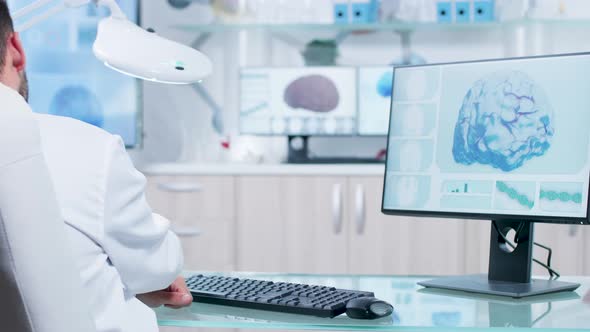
[101,136,183,296]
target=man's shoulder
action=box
[35,113,117,149]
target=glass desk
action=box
[156,272,590,331]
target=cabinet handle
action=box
[569,225,579,237]
[157,182,203,193]
[355,184,366,235]
[332,184,343,234]
[171,226,202,238]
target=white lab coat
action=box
[0,81,182,332]
[34,112,184,332]
[35,112,184,332]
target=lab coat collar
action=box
[0,82,32,113]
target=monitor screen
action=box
[10,0,141,148]
[382,53,590,222]
[240,67,357,136]
[357,66,393,136]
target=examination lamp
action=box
[12,0,213,84]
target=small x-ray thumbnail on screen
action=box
[383,53,590,219]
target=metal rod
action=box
[191,32,212,49]
[95,0,126,19]
[192,84,225,135]
[12,0,55,19]
[16,4,67,32]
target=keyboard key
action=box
[192,290,230,297]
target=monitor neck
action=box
[489,220,534,284]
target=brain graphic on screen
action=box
[452,70,554,172]
[284,75,340,113]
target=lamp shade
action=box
[93,17,212,84]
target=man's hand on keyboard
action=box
[137,276,193,309]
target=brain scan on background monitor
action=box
[383,53,590,220]
[239,67,357,136]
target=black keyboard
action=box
[186,274,375,318]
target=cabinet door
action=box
[532,223,585,276]
[235,176,349,274]
[281,176,349,274]
[464,221,491,274]
[348,176,466,275]
[146,175,235,271]
[465,222,586,276]
[235,176,286,272]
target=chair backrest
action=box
[0,88,96,332]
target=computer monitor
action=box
[382,52,590,297]
[240,67,357,136]
[357,66,393,136]
[12,0,141,148]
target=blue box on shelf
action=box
[436,1,452,23]
[455,1,471,23]
[351,2,371,23]
[334,3,349,24]
[474,0,495,22]
[368,0,379,22]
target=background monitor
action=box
[240,67,357,136]
[382,53,590,297]
[10,0,142,148]
[383,54,590,223]
[357,66,394,136]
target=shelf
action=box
[171,19,590,33]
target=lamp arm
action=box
[95,0,126,19]
[13,0,126,32]
[12,0,56,19]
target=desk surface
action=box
[155,273,590,331]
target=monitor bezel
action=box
[381,52,590,225]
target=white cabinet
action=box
[464,220,587,276]
[281,176,349,274]
[236,175,468,275]
[234,176,285,272]
[235,176,348,274]
[532,224,585,276]
[347,177,466,275]
[146,176,235,272]
[464,221,491,274]
[145,172,589,278]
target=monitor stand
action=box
[287,136,384,164]
[418,220,580,298]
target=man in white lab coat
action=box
[0,2,192,331]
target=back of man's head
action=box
[0,0,14,72]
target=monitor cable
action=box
[492,221,560,279]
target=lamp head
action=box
[93,17,212,84]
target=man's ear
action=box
[7,32,26,72]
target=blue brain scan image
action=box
[452,71,554,172]
[49,86,104,128]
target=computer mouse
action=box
[345,297,394,320]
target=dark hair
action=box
[0,0,14,71]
